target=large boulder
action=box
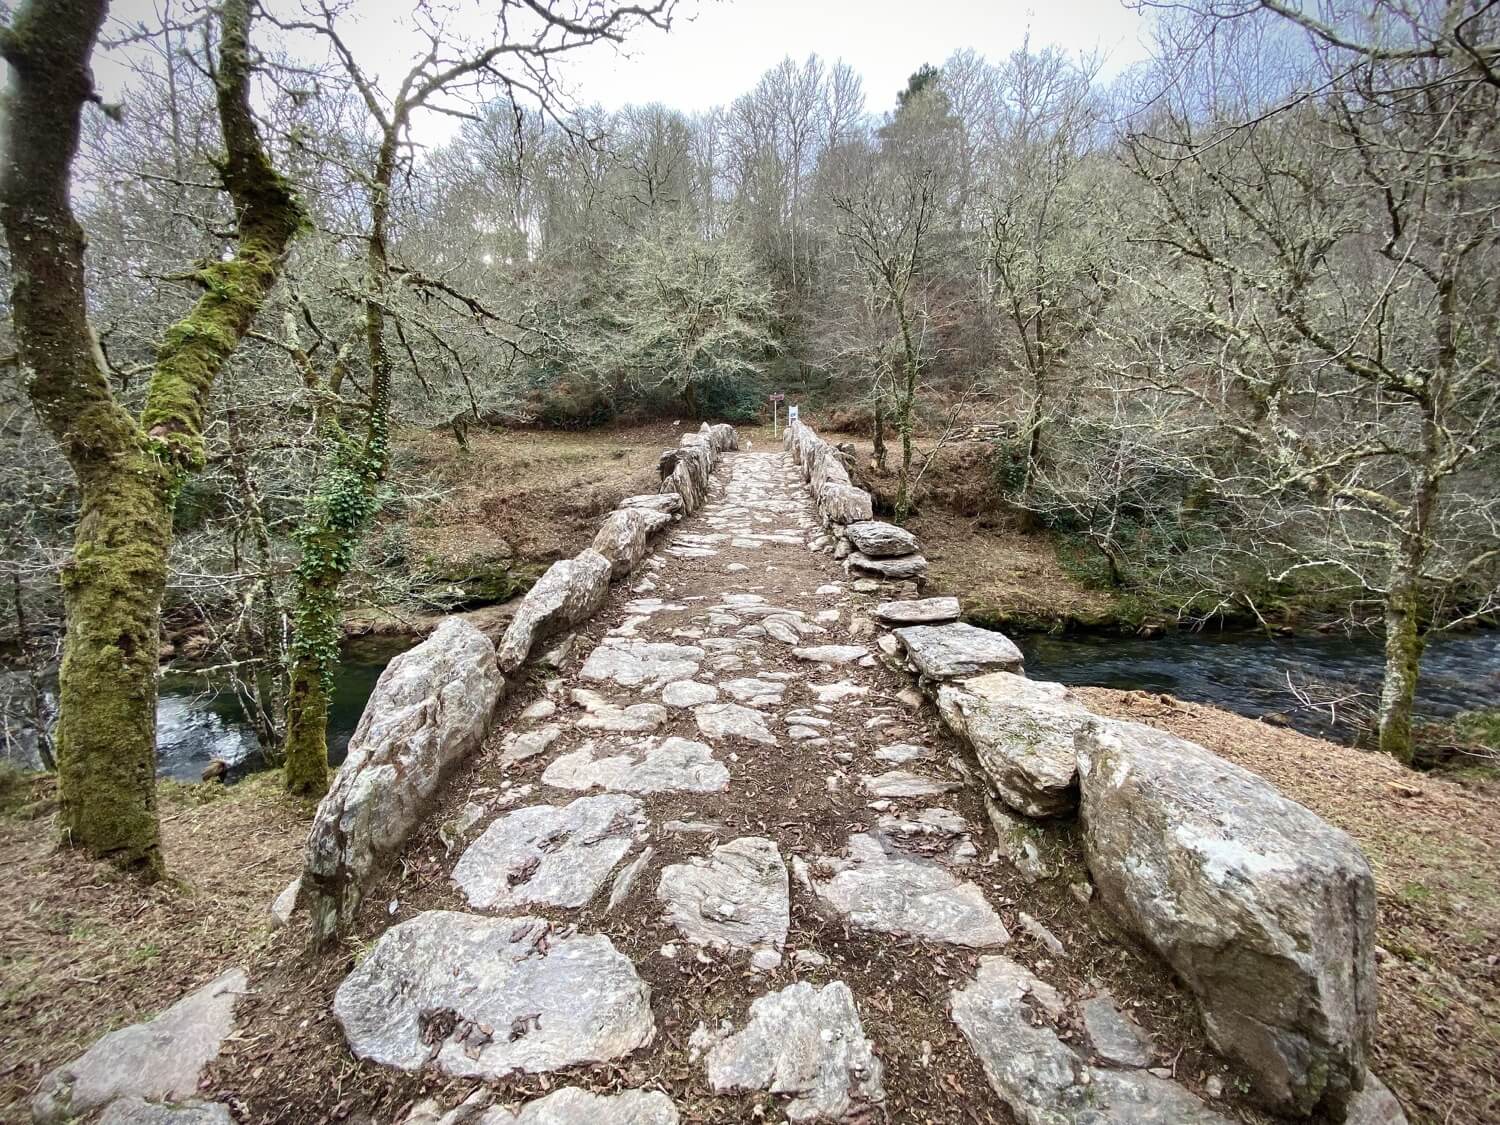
[846,551,927,580]
[817,484,874,526]
[1075,718,1377,1118]
[591,509,663,580]
[699,421,739,453]
[895,622,1024,682]
[304,619,503,943]
[33,968,246,1123]
[844,520,921,558]
[671,435,718,513]
[497,550,612,672]
[936,673,1089,818]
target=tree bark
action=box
[1377,469,1440,764]
[0,0,301,874]
[281,132,396,796]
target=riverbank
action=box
[0,773,311,1118]
[1075,688,1500,1125]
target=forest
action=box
[1,0,1497,873]
[2,2,1500,1124]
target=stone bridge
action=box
[35,422,1405,1125]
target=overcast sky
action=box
[533,0,1153,113]
[86,0,1152,142]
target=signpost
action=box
[770,391,785,438]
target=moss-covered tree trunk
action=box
[0,0,301,873]
[281,135,396,797]
[1377,468,1440,765]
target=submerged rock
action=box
[334,912,653,1078]
[1076,718,1376,1118]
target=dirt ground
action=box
[0,774,312,1119]
[1075,688,1500,1125]
[825,430,1123,632]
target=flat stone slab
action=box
[800,834,1009,947]
[844,520,921,558]
[543,736,730,794]
[846,551,927,579]
[861,770,961,798]
[98,1102,234,1125]
[809,681,867,704]
[1081,991,1156,1068]
[334,912,653,1078]
[792,645,867,665]
[34,969,246,1123]
[661,680,718,708]
[658,837,789,956]
[469,1088,680,1123]
[580,640,704,690]
[874,597,960,625]
[501,725,562,765]
[694,702,777,746]
[452,795,646,910]
[894,623,1023,681]
[704,981,885,1122]
[950,957,1228,1125]
[571,688,669,733]
[718,677,786,706]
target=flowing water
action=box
[7,628,1494,777]
[1019,626,1500,744]
[153,636,410,781]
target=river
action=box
[153,637,410,781]
[6,628,1495,779]
[1020,626,1500,744]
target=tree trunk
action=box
[1377,469,1439,765]
[0,0,301,873]
[283,653,331,796]
[1376,578,1422,765]
[872,396,887,472]
[281,134,395,796]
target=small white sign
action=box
[787,404,800,423]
